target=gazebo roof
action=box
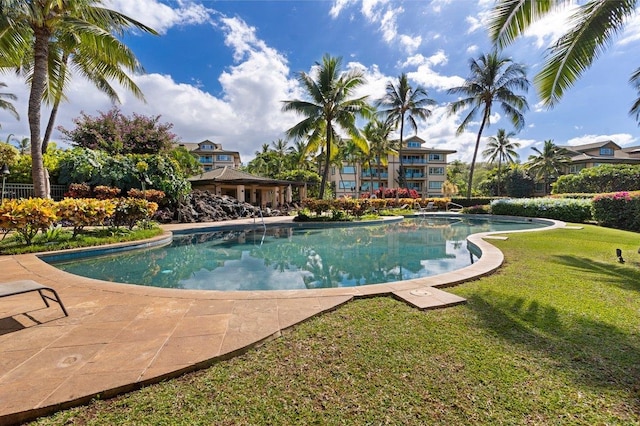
[188,167,304,186]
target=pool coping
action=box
[0,214,566,424]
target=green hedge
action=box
[553,164,640,194]
[490,198,593,223]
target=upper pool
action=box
[48,216,548,291]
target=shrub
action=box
[93,185,121,200]
[65,183,92,198]
[56,198,116,237]
[113,198,159,229]
[128,188,166,204]
[490,198,593,223]
[553,164,640,194]
[592,191,640,232]
[462,205,490,214]
[0,198,58,244]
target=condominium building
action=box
[560,140,640,173]
[330,135,456,198]
[176,140,241,171]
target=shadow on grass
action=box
[466,291,640,410]
[551,254,640,293]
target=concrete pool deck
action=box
[0,215,566,425]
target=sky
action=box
[1,0,640,166]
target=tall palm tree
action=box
[282,54,371,199]
[447,50,529,199]
[526,140,571,195]
[376,73,435,190]
[489,0,638,110]
[0,0,157,197]
[16,137,30,155]
[271,138,289,175]
[482,128,520,196]
[630,67,640,123]
[362,117,396,195]
[0,82,19,126]
[286,140,312,171]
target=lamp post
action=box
[1,164,10,205]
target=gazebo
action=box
[188,167,307,208]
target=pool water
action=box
[52,217,546,291]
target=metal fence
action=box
[2,183,67,201]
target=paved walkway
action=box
[0,216,565,425]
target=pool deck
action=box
[0,215,566,425]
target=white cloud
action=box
[329,0,358,19]
[404,51,464,91]
[466,44,479,55]
[524,4,575,48]
[104,0,212,34]
[617,12,640,46]
[465,9,492,34]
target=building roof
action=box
[189,166,304,186]
[560,140,621,153]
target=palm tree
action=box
[271,138,289,175]
[362,118,396,195]
[630,67,640,123]
[15,137,30,155]
[376,73,435,190]
[282,54,371,199]
[0,82,19,126]
[286,140,312,171]
[447,50,529,199]
[482,128,520,196]
[490,0,638,110]
[526,140,571,195]
[0,0,157,197]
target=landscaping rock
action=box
[163,190,283,223]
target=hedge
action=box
[592,191,640,232]
[490,198,593,223]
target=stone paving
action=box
[0,216,565,425]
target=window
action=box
[361,182,382,191]
[407,141,421,148]
[599,147,614,156]
[428,181,443,189]
[200,144,213,150]
[429,167,444,175]
[339,180,356,190]
[428,153,442,161]
[342,166,356,174]
[216,154,232,161]
[199,155,212,163]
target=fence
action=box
[1,183,67,201]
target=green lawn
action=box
[30,224,640,425]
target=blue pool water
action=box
[50,217,547,291]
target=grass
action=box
[0,226,164,255]
[29,224,640,425]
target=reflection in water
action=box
[53,218,544,291]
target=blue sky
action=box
[2,0,640,165]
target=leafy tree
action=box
[490,0,639,110]
[0,142,18,167]
[447,160,469,197]
[57,148,190,202]
[554,164,640,194]
[0,82,19,127]
[286,140,313,171]
[59,107,178,155]
[169,146,202,177]
[482,128,520,196]
[504,165,535,198]
[526,140,571,195]
[276,169,322,199]
[282,54,371,199]
[0,0,156,197]
[376,73,435,189]
[447,50,529,200]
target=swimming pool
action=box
[49,216,548,291]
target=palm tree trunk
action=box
[497,156,502,196]
[319,124,332,199]
[29,28,50,198]
[398,116,405,196]
[466,110,489,200]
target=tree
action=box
[0,82,19,126]
[0,0,157,198]
[482,128,520,196]
[447,50,529,199]
[362,118,396,195]
[526,140,571,195]
[630,67,640,124]
[59,107,177,155]
[15,137,30,155]
[490,0,638,111]
[376,73,435,190]
[447,159,469,197]
[282,54,371,199]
